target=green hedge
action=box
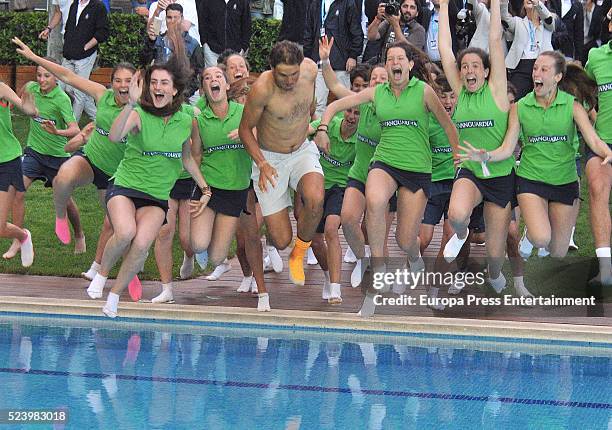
[0,11,146,67]
[248,18,281,73]
[0,12,280,72]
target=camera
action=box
[384,1,400,15]
[456,3,476,49]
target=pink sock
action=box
[123,334,141,366]
[128,275,142,302]
[55,217,71,245]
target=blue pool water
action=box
[0,315,610,430]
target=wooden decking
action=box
[0,219,610,329]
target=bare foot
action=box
[74,235,86,254]
[3,239,20,259]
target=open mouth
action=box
[234,73,243,80]
[210,83,221,97]
[444,106,452,113]
[466,77,477,86]
[391,68,402,80]
[118,90,129,96]
[154,92,165,103]
[533,79,543,90]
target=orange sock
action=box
[288,237,311,286]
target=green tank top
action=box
[0,100,22,163]
[585,42,612,144]
[313,116,357,189]
[517,90,578,185]
[429,113,455,182]
[83,90,126,176]
[26,82,76,158]
[454,82,513,178]
[372,79,431,173]
[113,107,192,200]
[197,101,251,190]
[194,95,207,112]
[348,102,380,184]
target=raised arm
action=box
[535,0,555,32]
[367,4,386,41]
[110,73,142,142]
[424,85,459,153]
[12,37,106,103]
[488,0,510,111]
[0,82,37,116]
[500,0,517,34]
[319,36,354,99]
[438,0,462,95]
[574,101,612,162]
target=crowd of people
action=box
[0,0,610,318]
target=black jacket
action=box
[304,0,364,70]
[419,0,461,54]
[277,0,309,44]
[197,0,252,54]
[550,0,584,60]
[62,0,109,60]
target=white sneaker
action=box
[263,255,273,272]
[237,276,253,293]
[351,259,365,288]
[151,288,174,304]
[443,231,468,263]
[257,293,271,312]
[489,272,507,293]
[179,252,194,279]
[537,248,550,258]
[267,246,283,273]
[344,247,357,263]
[250,277,258,294]
[195,250,208,270]
[307,247,318,265]
[328,283,342,304]
[206,260,231,281]
[519,229,534,260]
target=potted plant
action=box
[12,12,46,92]
[247,18,281,74]
[0,12,16,88]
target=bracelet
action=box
[317,123,328,129]
[200,185,212,196]
[316,128,328,134]
[321,58,330,66]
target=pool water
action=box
[0,316,610,429]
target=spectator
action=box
[420,0,460,63]
[143,3,204,98]
[196,0,252,68]
[582,0,604,64]
[251,0,274,18]
[465,0,509,55]
[502,0,555,100]
[277,0,308,45]
[62,0,110,121]
[601,3,611,43]
[367,0,427,63]
[361,0,384,62]
[548,0,584,63]
[38,0,72,63]
[148,0,200,44]
[132,0,154,17]
[303,0,363,116]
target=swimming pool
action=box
[0,314,610,429]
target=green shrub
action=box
[0,11,146,67]
[248,18,281,73]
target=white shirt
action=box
[561,0,572,18]
[51,0,71,34]
[148,0,201,44]
[76,0,90,25]
[522,19,543,59]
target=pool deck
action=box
[0,220,610,343]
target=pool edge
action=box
[1,295,610,344]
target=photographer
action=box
[467,0,509,54]
[367,0,426,62]
[419,0,460,62]
[502,0,555,99]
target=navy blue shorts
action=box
[0,156,25,193]
[316,186,345,233]
[170,177,195,201]
[456,167,517,209]
[346,177,398,212]
[105,183,169,218]
[22,147,68,187]
[422,179,453,225]
[516,176,579,206]
[72,150,111,190]
[192,185,248,218]
[585,142,612,165]
[370,161,431,198]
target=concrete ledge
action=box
[1,296,610,351]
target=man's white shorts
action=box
[252,140,323,217]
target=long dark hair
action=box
[139,25,192,117]
[385,41,435,87]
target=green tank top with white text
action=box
[348,102,380,184]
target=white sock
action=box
[180,252,194,279]
[103,292,120,318]
[489,271,507,293]
[237,276,254,292]
[82,261,101,281]
[408,254,425,273]
[152,283,174,303]
[322,271,331,299]
[596,247,612,283]
[513,276,533,298]
[443,230,468,263]
[87,273,107,299]
[519,229,534,259]
[328,282,342,303]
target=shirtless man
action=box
[238,41,324,287]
